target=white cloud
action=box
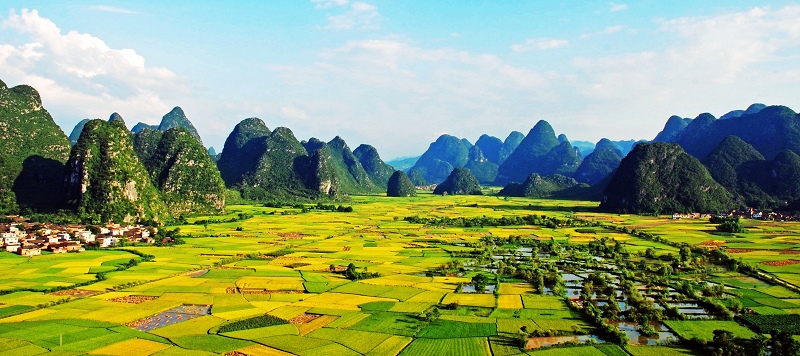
[268,38,554,158]
[88,5,139,14]
[569,5,800,140]
[511,38,569,52]
[317,1,381,30]
[609,3,628,12]
[0,8,186,126]
[311,0,348,9]
[281,105,309,121]
[580,25,626,39]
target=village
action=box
[0,216,156,257]
[672,207,800,221]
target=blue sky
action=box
[1,1,799,159]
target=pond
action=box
[665,301,711,318]
[460,284,496,293]
[608,321,677,345]
[128,304,212,331]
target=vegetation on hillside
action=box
[64,119,168,223]
[601,142,733,214]
[0,79,71,214]
[145,127,226,215]
[433,167,482,195]
[386,170,416,197]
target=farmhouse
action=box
[18,245,41,256]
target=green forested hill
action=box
[433,167,482,195]
[64,119,167,223]
[158,106,203,145]
[145,127,226,215]
[601,142,733,214]
[133,128,164,163]
[354,144,395,189]
[0,79,71,213]
[499,173,582,198]
[387,170,416,197]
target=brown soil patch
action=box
[224,352,248,356]
[779,249,800,255]
[184,269,209,277]
[283,263,311,269]
[226,287,239,294]
[51,289,99,298]
[107,295,158,304]
[698,240,726,247]
[342,246,351,251]
[238,289,306,295]
[278,232,306,239]
[726,249,757,253]
[290,313,321,324]
[761,260,800,267]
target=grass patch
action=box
[416,319,496,339]
[399,337,491,356]
[663,320,757,341]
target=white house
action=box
[1,234,18,246]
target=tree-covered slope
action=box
[653,115,692,142]
[108,112,126,126]
[736,150,800,209]
[475,134,503,164]
[658,105,800,160]
[0,79,71,213]
[131,122,158,134]
[132,128,164,163]
[240,127,318,199]
[499,173,581,198]
[158,106,203,145]
[322,136,380,194]
[573,139,623,185]
[69,119,90,146]
[600,142,733,214]
[496,120,567,184]
[703,135,764,196]
[433,167,482,195]
[498,131,525,164]
[217,118,272,186]
[354,144,394,189]
[463,145,499,184]
[387,170,416,197]
[64,119,167,223]
[409,134,472,184]
[145,127,225,215]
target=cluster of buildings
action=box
[1,217,155,257]
[721,208,800,221]
[673,208,800,221]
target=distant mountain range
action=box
[3,77,800,219]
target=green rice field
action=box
[1,192,799,355]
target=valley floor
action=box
[0,192,798,355]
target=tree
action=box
[716,217,744,233]
[471,273,489,292]
[769,331,800,356]
[424,307,441,321]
